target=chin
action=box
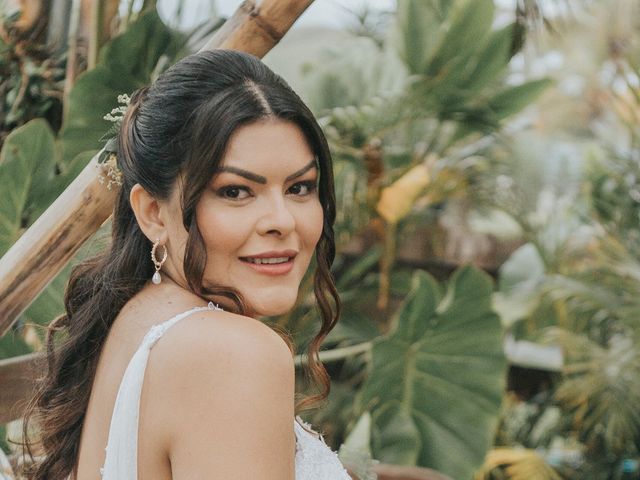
[246,289,299,318]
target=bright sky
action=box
[157,0,396,30]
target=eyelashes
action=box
[217,185,250,200]
[215,180,318,201]
[286,180,318,196]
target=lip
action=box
[239,250,298,276]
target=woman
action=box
[22,50,353,480]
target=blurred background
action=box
[0,0,639,479]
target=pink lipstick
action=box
[239,250,297,276]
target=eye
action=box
[288,180,317,196]
[217,185,251,200]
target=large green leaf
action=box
[359,267,506,479]
[493,243,547,329]
[60,10,185,164]
[426,0,495,78]
[394,0,452,75]
[461,23,514,94]
[488,78,553,121]
[0,119,56,254]
[30,150,97,220]
[446,78,552,147]
[0,329,31,359]
[498,243,546,295]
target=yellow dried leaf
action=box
[476,448,562,480]
[376,163,431,223]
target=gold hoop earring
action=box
[151,239,168,284]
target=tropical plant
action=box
[1,1,559,478]
[358,268,505,479]
[487,16,640,471]
[0,9,187,331]
[273,0,558,476]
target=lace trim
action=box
[293,416,352,479]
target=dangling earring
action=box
[151,239,167,284]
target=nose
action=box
[256,194,296,237]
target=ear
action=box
[130,183,168,244]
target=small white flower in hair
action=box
[96,153,123,191]
[103,94,131,123]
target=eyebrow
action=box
[286,159,318,181]
[217,159,318,184]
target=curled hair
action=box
[20,50,340,480]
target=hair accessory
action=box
[96,93,130,190]
[96,152,123,191]
[151,239,167,284]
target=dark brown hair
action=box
[20,50,340,480]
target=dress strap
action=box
[100,302,223,480]
[141,302,223,349]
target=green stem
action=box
[88,0,104,70]
[377,221,397,311]
[294,341,372,367]
[62,0,82,118]
[121,0,136,32]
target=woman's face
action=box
[167,119,324,318]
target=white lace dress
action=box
[93,303,352,480]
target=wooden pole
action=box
[0,159,114,336]
[0,0,314,335]
[200,0,314,57]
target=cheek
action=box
[302,201,324,250]
[195,203,249,257]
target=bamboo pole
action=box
[0,0,314,335]
[0,160,114,336]
[199,0,313,56]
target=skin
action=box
[73,118,324,480]
[131,118,324,318]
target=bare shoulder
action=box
[147,309,296,479]
[150,309,295,403]
[159,309,291,359]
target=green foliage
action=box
[311,0,551,258]
[493,243,546,328]
[0,11,185,256]
[391,0,547,141]
[394,0,451,75]
[0,10,187,359]
[587,152,640,248]
[0,118,98,256]
[493,153,640,471]
[0,119,56,253]
[425,0,495,78]
[0,26,65,146]
[549,329,640,456]
[60,10,185,163]
[358,267,506,479]
[338,412,380,480]
[0,425,8,455]
[461,23,514,94]
[488,79,553,122]
[0,328,31,358]
[322,0,547,144]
